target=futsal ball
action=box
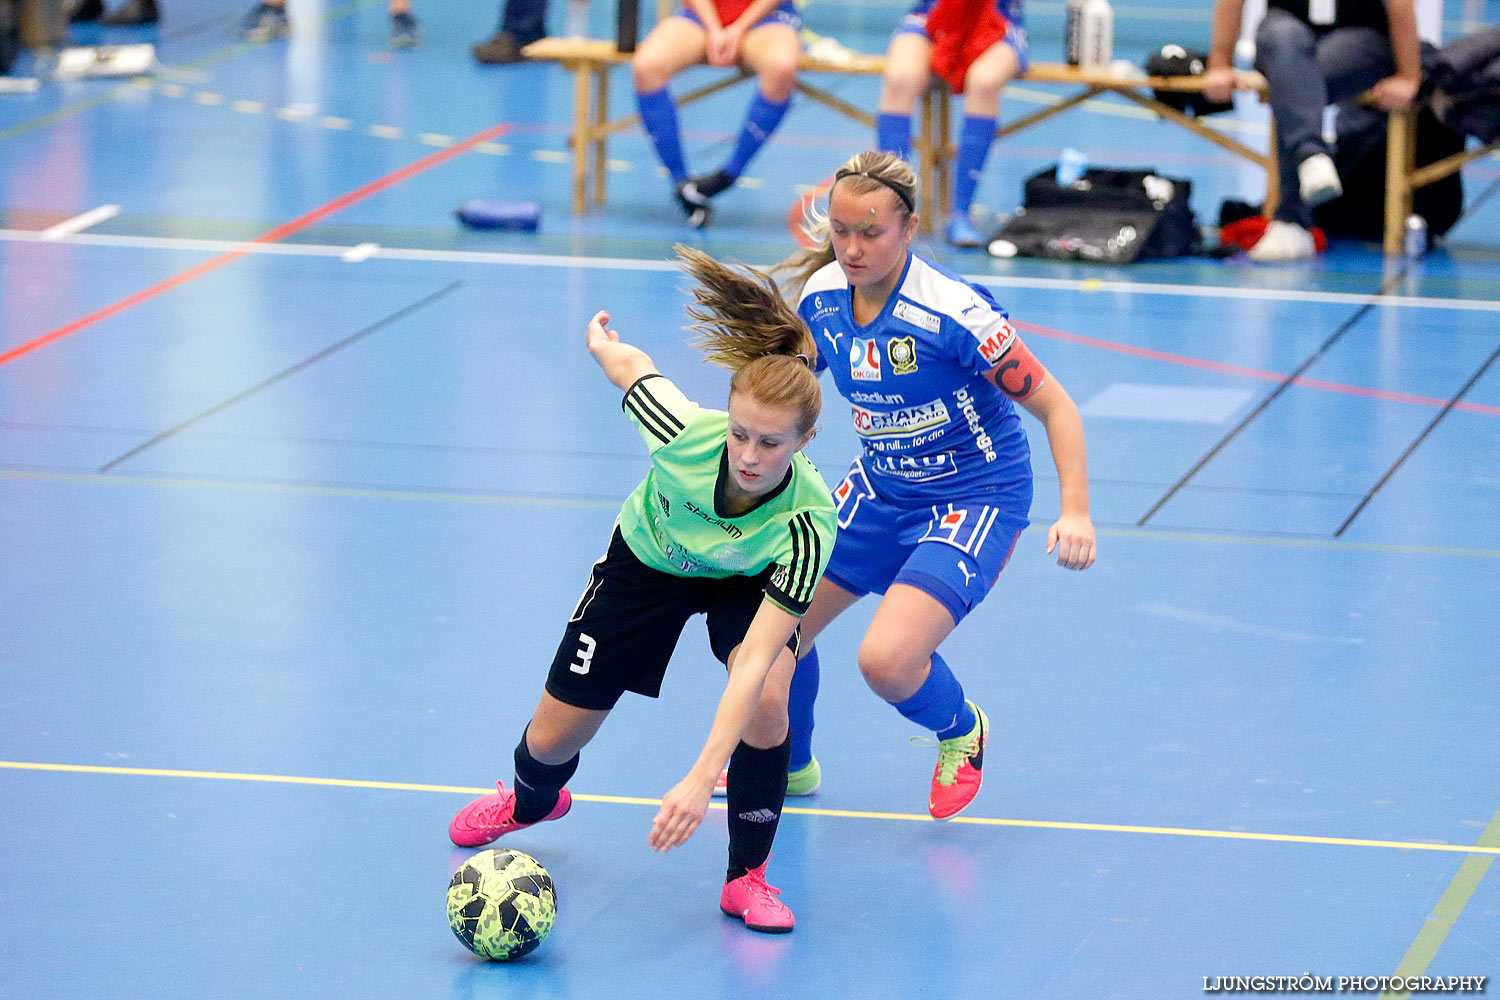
[446,849,557,961]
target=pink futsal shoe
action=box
[927,701,988,820]
[448,781,572,848]
[720,860,795,933]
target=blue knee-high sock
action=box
[636,86,688,184]
[787,646,819,771]
[876,112,912,162]
[891,652,975,740]
[721,89,790,179]
[952,115,996,216]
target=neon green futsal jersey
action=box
[617,374,836,617]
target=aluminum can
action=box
[1404,214,1428,257]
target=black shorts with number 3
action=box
[544,528,801,711]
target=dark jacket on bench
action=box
[1427,28,1500,142]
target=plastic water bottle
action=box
[565,0,588,38]
[1064,0,1085,66]
[1056,148,1088,187]
[1078,0,1114,71]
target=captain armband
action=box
[986,334,1046,401]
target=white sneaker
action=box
[1298,153,1342,207]
[1248,220,1317,262]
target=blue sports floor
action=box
[3,1,1499,997]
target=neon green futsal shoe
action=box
[711,756,821,798]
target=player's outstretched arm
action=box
[1017,376,1097,571]
[647,600,800,851]
[586,310,660,391]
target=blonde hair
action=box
[771,150,920,299]
[675,244,821,435]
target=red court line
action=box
[1012,318,1500,418]
[0,124,512,369]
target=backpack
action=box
[988,166,1200,263]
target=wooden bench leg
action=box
[1263,115,1279,219]
[569,61,591,214]
[592,64,610,207]
[1385,109,1417,256]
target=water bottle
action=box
[1078,0,1113,71]
[1064,0,1085,66]
[565,0,588,38]
[1056,148,1088,187]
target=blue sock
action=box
[876,112,912,162]
[892,652,975,740]
[787,646,819,771]
[953,115,996,216]
[636,86,687,184]
[721,89,790,179]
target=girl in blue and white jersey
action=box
[765,149,1096,820]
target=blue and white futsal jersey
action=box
[798,252,1034,512]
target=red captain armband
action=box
[984,333,1046,401]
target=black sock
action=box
[512,728,579,824]
[725,734,792,881]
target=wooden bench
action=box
[520,36,1276,235]
[1383,106,1500,255]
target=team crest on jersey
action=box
[887,336,918,375]
[849,338,882,382]
[893,300,940,332]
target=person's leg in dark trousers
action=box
[474,0,549,64]
[1257,10,1394,227]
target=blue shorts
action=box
[824,460,1029,624]
[894,0,1030,73]
[678,0,801,32]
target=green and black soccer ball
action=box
[446,849,556,961]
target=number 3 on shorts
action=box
[570,633,597,675]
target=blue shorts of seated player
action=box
[825,459,1030,624]
[677,0,801,32]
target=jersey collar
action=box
[714,446,795,519]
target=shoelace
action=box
[910,731,978,786]
[471,786,515,826]
[738,871,783,905]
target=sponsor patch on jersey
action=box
[888,336,919,375]
[849,389,905,404]
[850,399,949,437]
[850,337,882,382]
[870,453,958,482]
[893,300,941,333]
[974,318,1018,367]
[808,293,840,325]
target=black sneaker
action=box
[472,31,525,64]
[687,169,736,200]
[675,181,712,228]
[389,11,419,48]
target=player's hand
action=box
[1046,512,1096,570]
[586,309,619,353]
[648,774,712,851]
[1202,66,1236,105]
[1372,74,1420,112]
[706,26,738,66]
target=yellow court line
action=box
[4,760,1498,858]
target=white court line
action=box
[39,205,121,241]
[341,242,380,263]
[3,227,1499,314]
